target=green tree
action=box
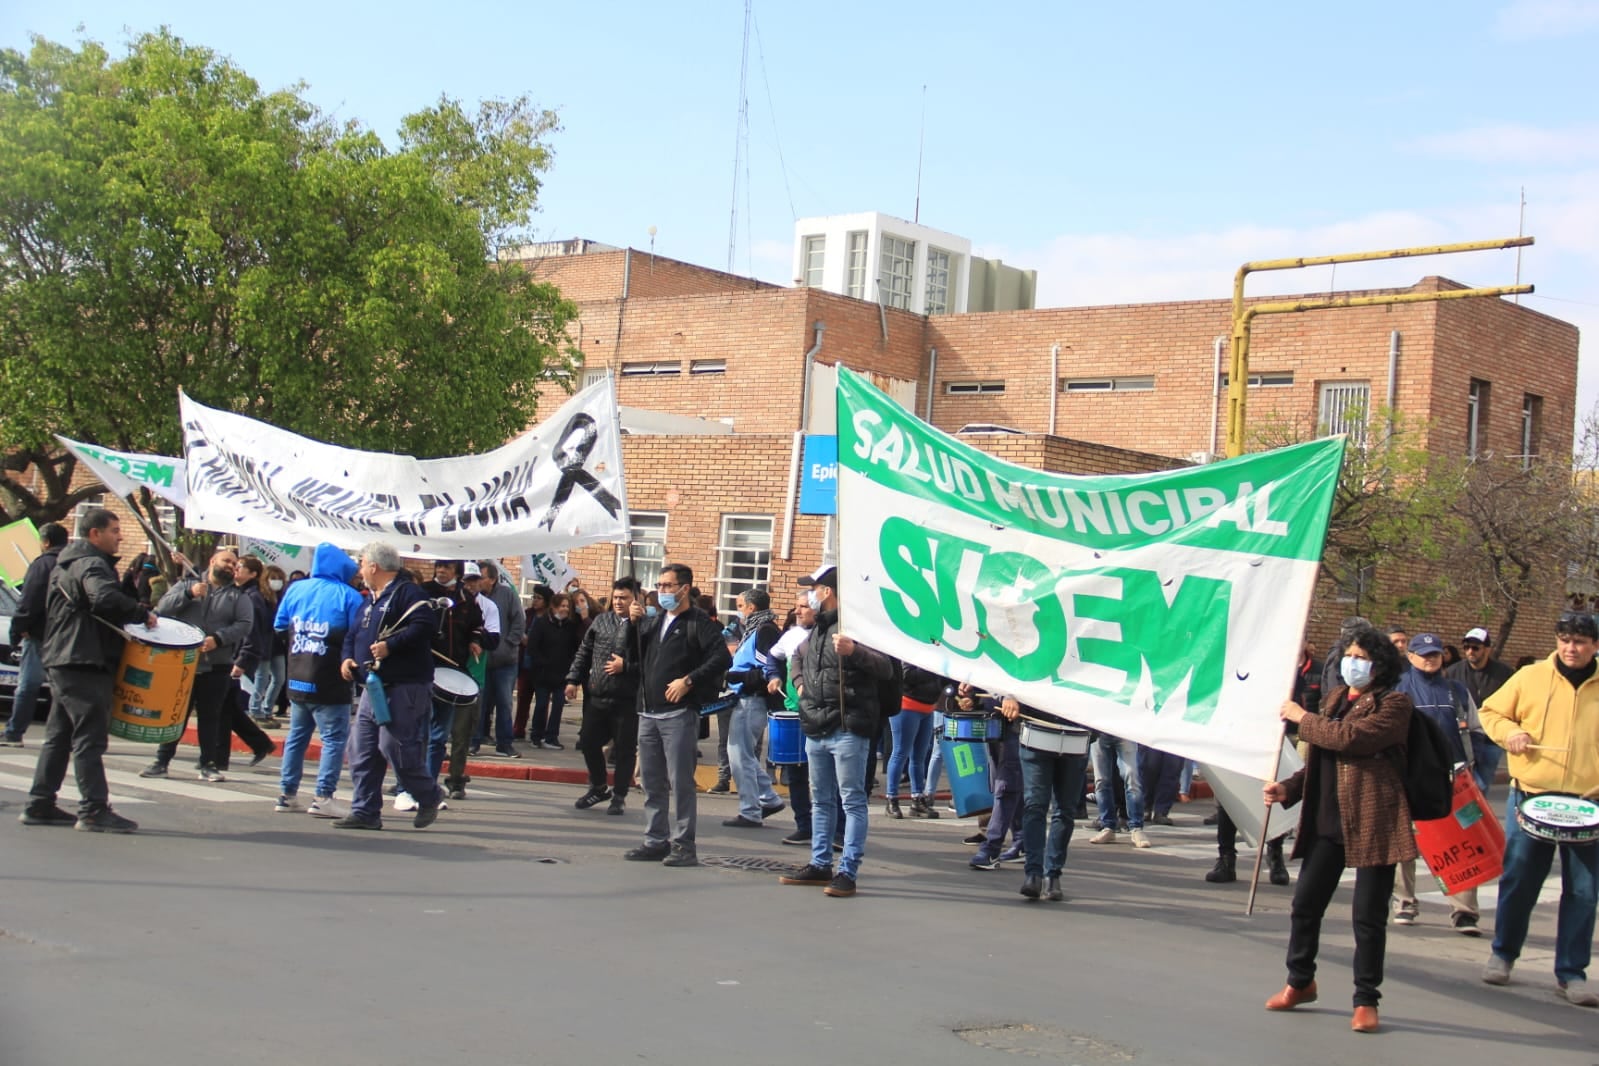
[0,30,579,531]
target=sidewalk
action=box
[192,708,1216,800]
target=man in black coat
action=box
[567,576,643,814]
[21,509,155,832]
[3,521,67,745]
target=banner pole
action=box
[1245,721,1289,916]
[123,493,200,580]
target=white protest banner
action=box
[180,380,630,560]
[835,366,1342,779]
[57,435,188,507]
[240,538,314,574]
[520,551,578,592]
[1201,739,1303,847]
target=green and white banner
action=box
[57,435,187,508]
[835,367,1343,779]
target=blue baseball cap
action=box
[1409,633,1445,655]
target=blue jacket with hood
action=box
[275,543,364,705]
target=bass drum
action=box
[1516,792,1599,846]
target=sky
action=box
[6,0,1597,418]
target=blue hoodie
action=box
[275,543,364,705]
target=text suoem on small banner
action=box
[833,366,1343,780]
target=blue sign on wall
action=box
[798,434,838,515]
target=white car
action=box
[0,583,51,727]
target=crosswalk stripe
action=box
[0,755,260,803]
[0,770,152,804]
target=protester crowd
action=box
[7,512,1597,1032]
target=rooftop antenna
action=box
[726,0,752,273]
[1514,186,1526,304]
[648,225,657,270]
[913,84,927,224]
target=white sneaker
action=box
[1089,827,1117,845]
[1482,954,1512,985]
[438,798,450,811]
[1130,828,1152,849]
[1560,978,1598,1007]
[393,791,418,812]
[274,795,299,813]
[307,796,339,819]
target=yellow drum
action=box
[110,618,205,744]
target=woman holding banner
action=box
[1263,625,1416,1035]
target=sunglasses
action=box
[1556,611,1599,638]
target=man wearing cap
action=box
[1393,632,1485,933]
[1478,611,1599,1008]
[1447,627,1513,743]
[405,560,490,811]
[778,565,893,898]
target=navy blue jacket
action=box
[342,570,435,687]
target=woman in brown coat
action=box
[1263,624,1416,1034]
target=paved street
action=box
[2,739,1595,1066]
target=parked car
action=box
[0,582,51,727]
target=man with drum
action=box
[336,541,441,830]
[998,697,1090,902]
[411,560,491,811]
[436,561,498,803]
[1479,611,1599,1007]
[20,508,155,832]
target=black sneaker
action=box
[824,873,857,898]
[19,804,78,826]
[413,804,440,829]
[963,831,987,846]
[495,745,522,759]
[1452,912,1482,937]
[970,852,1001,870]
[708,779,731,795]
[781,829,810,846]
[0,735,24,747]
[661,846,699,867]
[760,801,787,820]
[248,747,273,767]
[448,788,467,801]
[332,814,383,830]
[624,844,671,861]
[530,739,545,749]
[469,744,481,756]
[722,815,764,828]
[575,788,613,810]
[778,864,834,886]
[542,739,565,751]
[139,761,168,778]
[606,796,626,815]
[75,809,137,833]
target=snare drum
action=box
[1019,719,1091,756]
[432,667,480,708]
[942,711,1000,743]
[1516,792,1599,846]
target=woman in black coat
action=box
[527,592,580,749]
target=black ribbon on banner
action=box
[539,412,622,530]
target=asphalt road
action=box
[2,741,1595,1066]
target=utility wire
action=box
[752,8,797,221]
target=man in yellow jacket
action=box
[1478,611,1599,1008]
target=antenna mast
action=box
[914,85,926,223]
[726,1,752,273]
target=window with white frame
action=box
[1218,370,1294,388]
[1467,378,1490,459]
[802,235,825,287]
[580,367,608,390]
[878,235,915,310]
[620,361,681,377]
[1319,382,1370,445]
[946,380,1006,395]
[714,514,773,615]
[690,359,726,375]
[925,247,951,315]
[1060,376,1155,393]
[845,231,868,298]
[614,511,668,580]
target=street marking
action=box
[0,755,259,803]
[0,770,152,804]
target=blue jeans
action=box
[808,729,869,879]
[279,700,351,798]
[1020,746,1089,879]
[5,636,44,739]
[1492,787,1599,983]
[427,700,455,780]
[924,711,946,797]
[728,695,779,821]
[475,664,517,746]
[247,655,285,720]
[1092,734,1144,830]
[886,710,935,798]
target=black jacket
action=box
[421,580,492,669]
[235,576,273,676]
[9,546,60,644]
[565,609,639,709]
[156,579,256,673]
[637,606,732,712]
[791,609,893,738]
[41,541,148,671]
[528,613,581,687]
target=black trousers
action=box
[1286,835,1396,1007]
[30,666,114,816]
[578,701,638,797]
[1216,806,1285,858]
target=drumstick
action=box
[431,648,460,668]
[1526,745,1570,752]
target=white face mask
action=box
[268,579,284,591]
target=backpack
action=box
[1393,706,1456,822]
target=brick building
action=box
[512,243,1580,659]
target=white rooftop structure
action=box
[792,212,973,315]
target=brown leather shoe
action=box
[1265,981,1318,1011]
[1351,1006,1379,1033]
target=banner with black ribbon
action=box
[179,380,629,559]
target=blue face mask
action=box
[644,604,660,618]
[657,592,679,613]
[807,588,825,611]
[1340,655,1374,690]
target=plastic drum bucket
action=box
[110,618,205,744]
[940,736,993,817]
[1416,766,1506,894]
[767,711,806,765]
